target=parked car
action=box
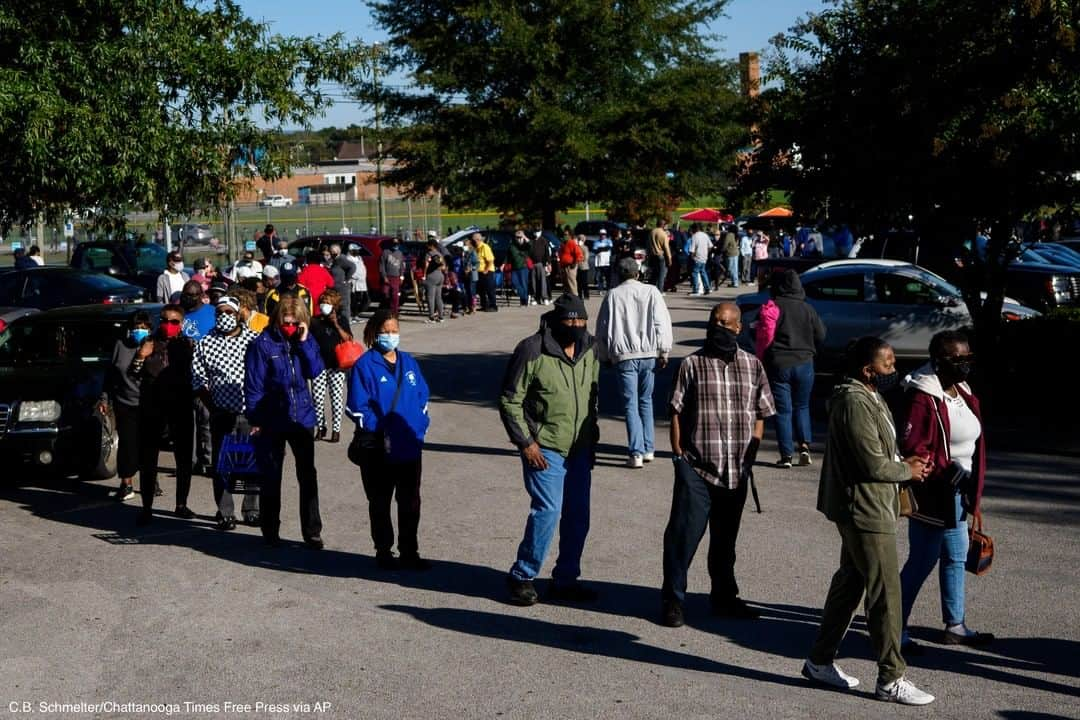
[172,223,219,249]
[258,194,293,208]
[0,268,144,310]
[573,220,628,247]
[70,240,175,299]
[288,234,393,298]
[0,304,162,480]
[735,260,1041,372]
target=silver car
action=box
[736,259,1040,370]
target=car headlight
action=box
[18,400,62,423]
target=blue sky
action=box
[236,0,824,128]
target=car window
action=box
[24,274,69,307]
[803,273,865,301]
[0,274,26,304]
[79,247,117,271]
[133,243,166,273]
[0,322,64,365]
[874,273,942,305]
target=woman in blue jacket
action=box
[244,295,326,549]
[347,309,431,570]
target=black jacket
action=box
[765,270,826,372]
[529,236,550,264]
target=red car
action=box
[289,234,393,298]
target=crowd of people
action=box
[92,219,997,708]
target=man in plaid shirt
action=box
[661,303,776,628]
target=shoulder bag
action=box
[966,510,994,575]
[347,360,404,466]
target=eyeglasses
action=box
[160,318,182,325]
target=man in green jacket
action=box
[500,293,600,606]
[803,336,935,706]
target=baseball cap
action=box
[263,265,279,279]
[427,230,438,238]
[599,228,607,235]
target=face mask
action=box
[871,370,900,393]
[277,248,288,256]
[551,323,586,346]
[215,313,238,334]
[374,333,400,353]
[937,358,972,383]
[169,261,184,272]
[703,325,738,360]
[131,328,150,343]
[280,324,298,339]
[161,322,182,339]
[319,303,334,317]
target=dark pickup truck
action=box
[70,240,172,300]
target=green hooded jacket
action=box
[817,378,911,533]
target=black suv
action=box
[0,304,161,480]
[70,240,172,300]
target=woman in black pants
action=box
[99,310,153,501]
[346,310,432,570]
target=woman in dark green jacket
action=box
[802,337,937,706]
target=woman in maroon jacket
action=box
[898,330,993,652]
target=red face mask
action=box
[280,324,298,339]
[162,322,182,339]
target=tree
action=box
[0,0,362,231]
[740,0,1080,346]
[366,0,747,228]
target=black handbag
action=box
[347,361,404,467]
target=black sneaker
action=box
[218,516,237,531]
[507,577,539,606]
[174,505,196,520]
[711,597,760,620]
[192,463,209,477]
[242,513,260,526]
[375,551,399,570]
[304,535,325,550]
[263,535,282,548]
[777,456,793,469]
[661,600,685,628]
[154,482,163,497]
[115,484,135,502]
[547,582,598,604]
[399,554,432,571]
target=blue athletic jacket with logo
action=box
[346,349,430,462]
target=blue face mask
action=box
[131,328,150,343]
[374,333,400,353]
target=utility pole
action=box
[373,43,386,235]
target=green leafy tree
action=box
[0,0,362,231]
[740,0,1080,346]
[366,0,746,227]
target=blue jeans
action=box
[726,255,740,287]
[769,360,815,459]
[900,493,968,641]
[617,358,656,457]
[509,448,592,584]
[690,260,709,293]
[511,268,530,305]
[651,256,668,291]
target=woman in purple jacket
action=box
[245,295,326,549]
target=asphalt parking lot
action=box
[1,285,1078,720]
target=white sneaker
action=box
[643,452,655,462]
[690,291,704,296]
[627,455,644,469]
[801,660,860,689]
[876,677,935,705]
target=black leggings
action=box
[357,446,422,557]
[139,404,194,510]
[114,402,140,480]
[256,423,322,541]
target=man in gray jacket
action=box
[595,257,674,468]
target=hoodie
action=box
[817,378,911,533]
[900,364,986,526]
[763,270,826,371]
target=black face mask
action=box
[871,370,900,393]
[936,358,972,384]
[704,325,738,360]
[551,323,586,347]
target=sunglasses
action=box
[282,321,300,327]
[160,318,182,326]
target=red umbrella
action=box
[680,208,734,223]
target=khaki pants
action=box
[809,523,906,685]
[562,263,579,296]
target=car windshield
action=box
[131,243,167,273]
[0,321,120,366]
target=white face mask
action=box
[169,261,183,272]
[319,303,334,317]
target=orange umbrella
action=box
[758,206,794,218]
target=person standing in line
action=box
[739,228,753,284]
[609,228,631,290]
[268,238,295,271]
[99,310,154,501]
[309,289,354,444]
[755,269,826,468]
[327,243,356,324]
[131,304,196,525]
[473,232,498,312]
[346,310,432,570]
[230,286,269,334]
[528,230,551,306]
[244,295,325,549]
[343,244,369,319]
[462,236,480,314]
[191,295,260,531]
[593,229,612,292]
[156,251,189,303]
[558,232,584,298]
[576,235,591,300]
[500,294,600,606]
[256,224,278,263]
[899,331,993,652]
[595,257,673,469]
[649,218,673,292]
[751,230,770,279]
[803,337,935,706]
[688,224,711,295]
[508,230,531,306]
[422,239,447,322]
[298,250,334,312]
[178,280,215,476]
[723,227,741,288]
[660,303,774,627]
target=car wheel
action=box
[81,409,118,480]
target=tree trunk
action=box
[541,203,558,231]
[969,218,1015,417]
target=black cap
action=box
[208,279,229,296]
[552,292,587,321]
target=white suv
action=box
[258,194,293,208]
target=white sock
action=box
[946,623,975,636]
